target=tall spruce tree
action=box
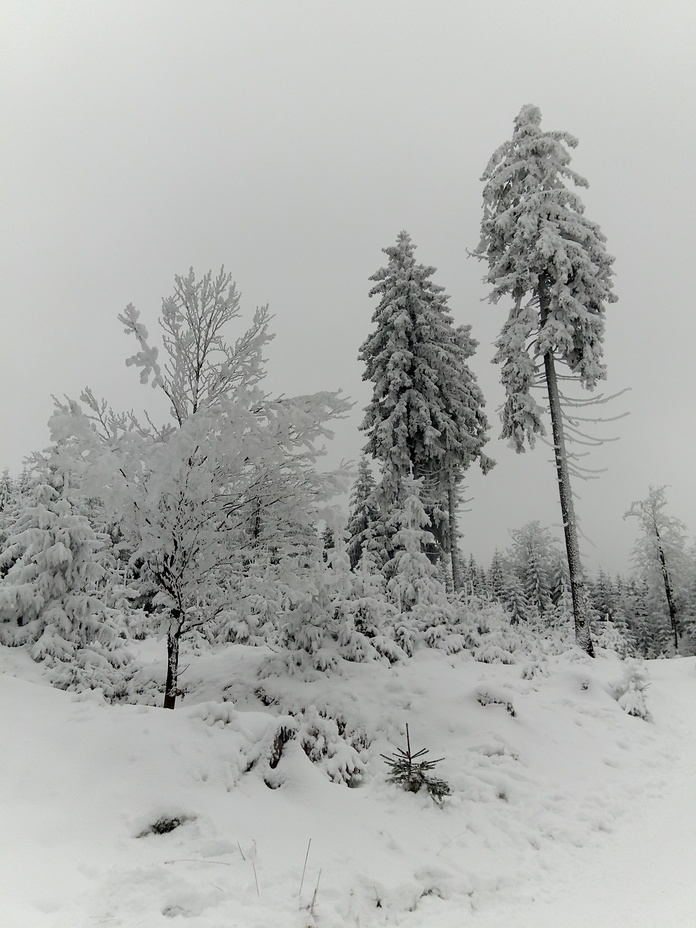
[359,231,492,588]
[476,105,617,655]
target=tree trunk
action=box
[539,280,594,657]
[448,478,463,593]
[163,613,182,710]
[654,523,679,650]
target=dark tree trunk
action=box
[539,280,595,657]
[654,523,679,650]
[163,611,182,710]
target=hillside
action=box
[2,643,695,927]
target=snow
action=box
[2,642,696,927]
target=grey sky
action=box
[2,0,695,574]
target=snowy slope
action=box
[1,644,696,927]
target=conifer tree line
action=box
[1,105,694,708]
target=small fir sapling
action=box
[381,724,451,802]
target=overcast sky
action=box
[2,0,695,574]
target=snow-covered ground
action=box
[2,642,696,927]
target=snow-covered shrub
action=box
[612,659,651,721]
[273,589,342,676]
[241,704,367,787]
[593,617,635,658]
[476,688,516,717]
[385,484,447,614]
[459,599,526,664]
[422,622,468,655]
[267,548,407,676]
[446,595,572,664]
[136,815,195,837]
[520,658,550,680]
[252,673,372,785]
[295,705,367,785]
[0,480,131,698]
[338,555,403,662]
[393,619,420,657]
[333,553,405,665]
[474,640,517,665]
[213,583,282,649]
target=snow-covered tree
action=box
[460,554,487,599]
[359,232,493,584]
[119,266,271,427]
[0,469,12,512]
[0,474,129,694]
[624,486,691,651]
[507,521,563,618]
[385,478,446,614]
[346,455,384,570]
[487,549,509,604]
[504,571,532,625]
[618,576,670,658]
[0,469,16,556]
[50,267,350,708]
[589,569,619,623]
[476,105,617,655]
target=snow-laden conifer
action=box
[507,521,563,618]
[385,478,446,615]
[0,476,129,695]
[0,469,17,556]
[487,550,509,604]
[476,105,617,655]
[0,469,12,514]
[589,570,619,624]
[359,232,492,583]
[346,455,385,570]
